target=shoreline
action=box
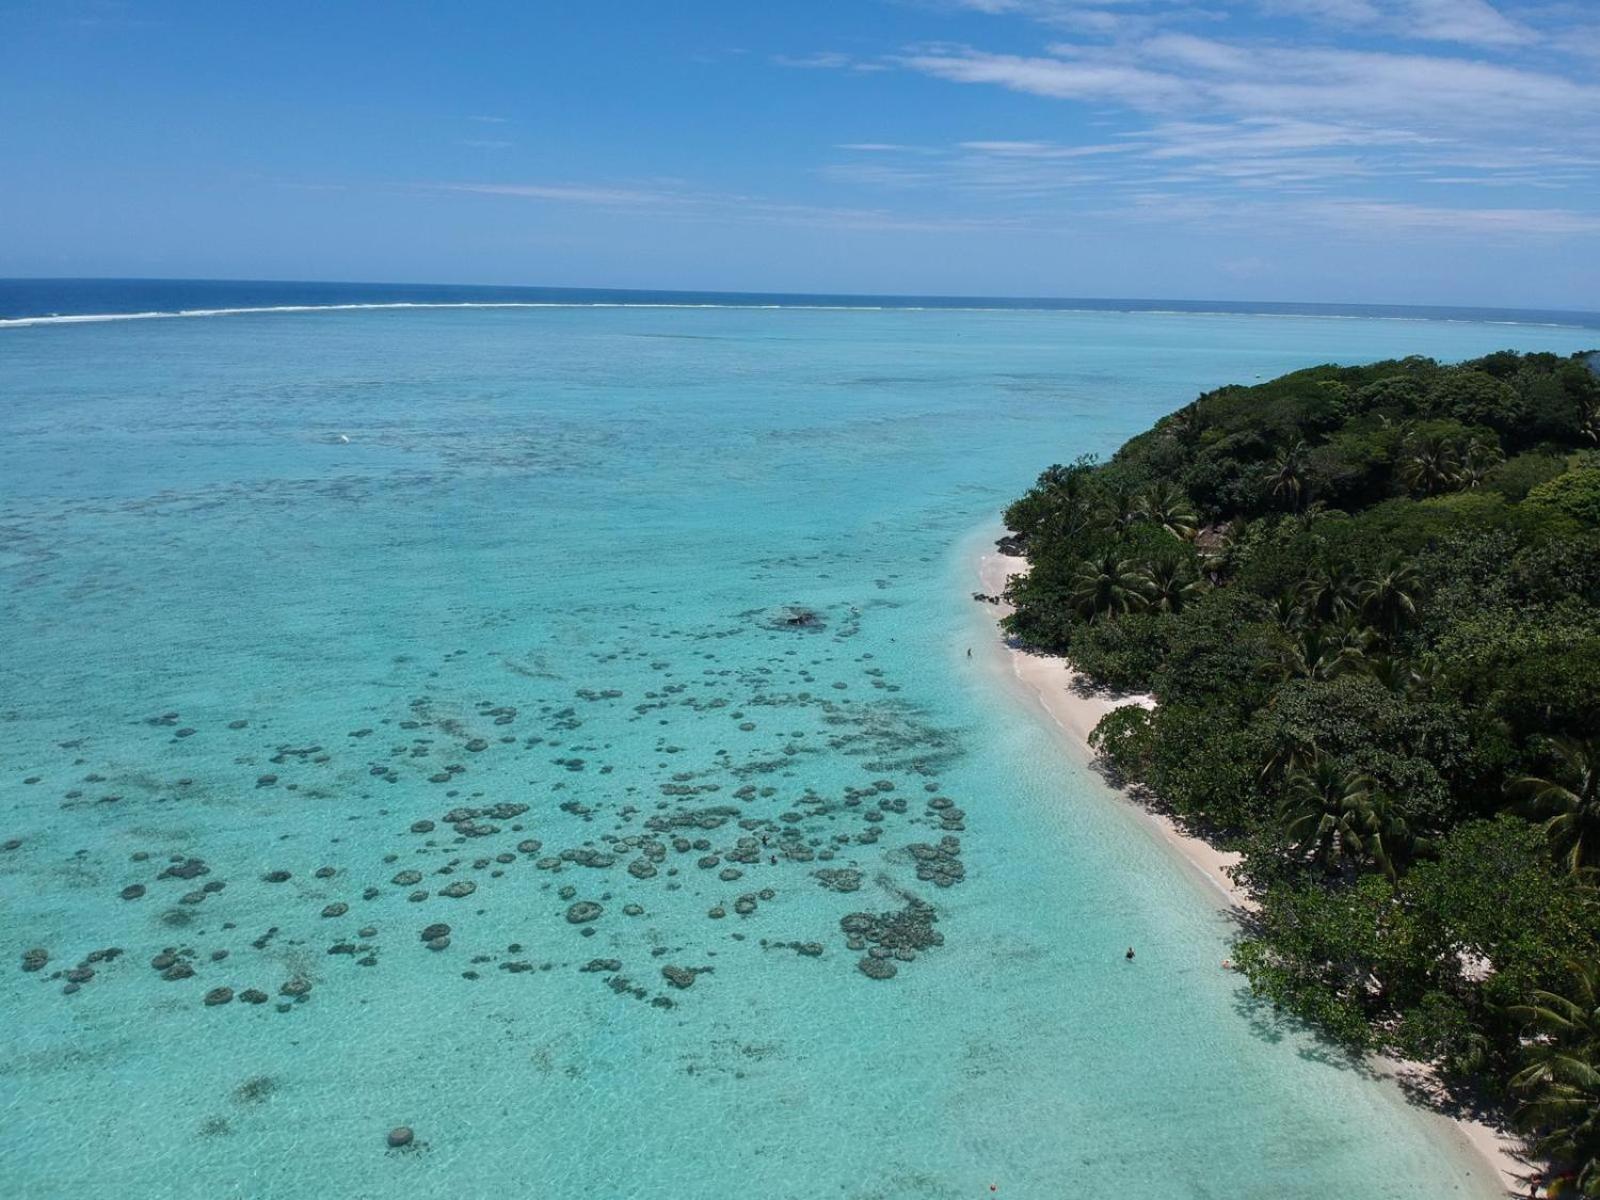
[974,547,1249,910]
[971,541,1532,1198]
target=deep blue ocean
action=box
[3,276,1599,330]
[3,279,1595,1199]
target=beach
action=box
[973,539,1534,1197]
[975,546,1248,909]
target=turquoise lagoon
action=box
[1,302,1594,1199]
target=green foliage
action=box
[1408,817,1598,1009]
[1069,611,1170,692]
[1491,452,1567,502]
[999,348,1600,1181]
[1527,464,1600,526]
[1234,875,1417,1049]
[1425,368,1525,434]
[1088,704,1157,781]
[1510,961,1600,1195]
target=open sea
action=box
[3,280,1596,1200]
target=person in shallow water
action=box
[1126,947,1135,960]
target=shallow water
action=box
[2,305,1590,1199]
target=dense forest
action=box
[1000,349,1600,1195]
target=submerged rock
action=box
[661,965,697,989]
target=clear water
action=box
[3,301,1591,1199]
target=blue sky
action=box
[2,0,1598,307]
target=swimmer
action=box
[1125,947,1135,960]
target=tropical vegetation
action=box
[1000,349,1600,1193]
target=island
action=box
[995,349,1600,1197]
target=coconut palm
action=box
[1361,652,1415,695]
[1136,558,1207,614]
[1580,397,1599,447]
[1511,961,1600,1198]
[1358,553,1423,635]
[1290,500,1346,533]
[1299,560,1360,624]
[1031,463,1098,543]
[1280,758,1400,877]
[1512,736,1600,877]
[1092,484,1143,537]
[1457,436,1504,489]
[1268,621,1371,684]
[1268,589,1307,633]
[1400,432,1461,496]
[1133,481,1198,540]
[1259,729,1320,785]
[1069,554,1147,622]
[1262,440,1308,511]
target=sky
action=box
[2,0,1598,308]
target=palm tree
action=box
[1358,553,1422,635]
[1290,500,1346,533]
[1268,589,1307,633]
[1512,737,1600,877]
[1299,560,1360,624]
[1091,483,1143,537]
[1268,621,1371,683]
[1457,436,1504,489]
[1031,463,1098,543]
[1259,729,1319,785]
[1262,440,1308,511]
[1134,481,1198,540]
[1136,558,1206,614]
[1512,961,1600,1198]
[1280,758,1400,877]
[1579,397,1599,447]
[1401,432,1461,496]
[1069,554,1147,622]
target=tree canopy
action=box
[1002,349,1600,1192]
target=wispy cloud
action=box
[433,182,689,207]
[1262,0,1541,48]
[773,51,888,72]
[420,180,1017,233]
[944,0,1545,48]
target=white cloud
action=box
[1310,199,1600,235]
[1262,0,1540,48]
[433,182,689,207]
[898,36,1600,137]
[958,139,1132,156]
[897,46,1195,106]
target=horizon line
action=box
[2,277,1598,328]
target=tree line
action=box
[1000,349,1600,1196]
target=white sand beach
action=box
[975,548,1248,909]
